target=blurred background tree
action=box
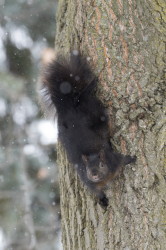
[0,1,61,249]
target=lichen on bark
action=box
[54,0,166,249]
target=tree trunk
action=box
[54,1,166,249]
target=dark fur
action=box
[41,51,136,207]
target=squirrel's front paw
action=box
[99,196,109,207]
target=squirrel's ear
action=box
[82,155,88,164]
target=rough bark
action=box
[55,0,166,249]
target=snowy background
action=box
[0,1,62,249]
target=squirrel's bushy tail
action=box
[40,51,96,113]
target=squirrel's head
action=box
[82,150,109,183]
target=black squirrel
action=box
[40,51,136,207]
